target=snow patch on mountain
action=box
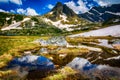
[44,18,77,31]
[1,18,30,31]
[1,22,22,31]
[6,17,11,21]
[22,18,30,22]
[70,25,120,37]
[105,11,120,16]
[60,14,68,22]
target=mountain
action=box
[79,4,120,23]
[3,2,118,35]
[48,2,77,20]
[0,12,62,36]
[44,2,90,31]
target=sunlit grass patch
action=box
[57,48,89,55]
[66,37,99,44]
[44,67,77,80]
[0,36,41,68]
[45,45,59,50]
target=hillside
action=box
[0,12,62,36]
[0,12,25,29]
[0,1,120,80]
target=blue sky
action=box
[0,0,120,16]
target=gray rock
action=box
[39,36,68,46]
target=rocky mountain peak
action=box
[45,2,78,21]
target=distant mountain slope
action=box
[44,2,90,31]
[0,12,62,36]
[0,12,25,29]
[79,4,120,23]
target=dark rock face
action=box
[63,4,77,17]
[51,2,63,15]
[46,2,78,21]
[51,2,77,17]
[79,4,120,22]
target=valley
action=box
[0,25,120,79]
[0,2,120,80]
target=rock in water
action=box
[67,57,120,79]
[39,36,68,46]
[66,57,97,71]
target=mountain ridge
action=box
[79,4,120,23]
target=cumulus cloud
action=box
[26,8,39,16]
[65,0,89,14]
[17,8,26,14]
[48,4,54,9]
[10,0,22,5]
[17,7,39,16]
[0,9,9,13]
[0,0,22,5]
[93,0,109,6]
[10,10,15,13]
[93,0,120,6]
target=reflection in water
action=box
[67,57,120,79]
[7,55,54,77]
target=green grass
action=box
[44,67,77,80]
[0,36,41,55]
[0,36,49,68]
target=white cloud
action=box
[48,4,54,9]
[94,0,120,6]
[0,9,9,13]
[17,8,26,14]
[10,0,22,5]
[93,0,109,6]
[26,8,39,16]
[17,7,39,16]
[10,10,15,13]
[0,0,22,5]
[65,0,89,14]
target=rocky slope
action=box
[44,2,90,31]
[79,4,120,23]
